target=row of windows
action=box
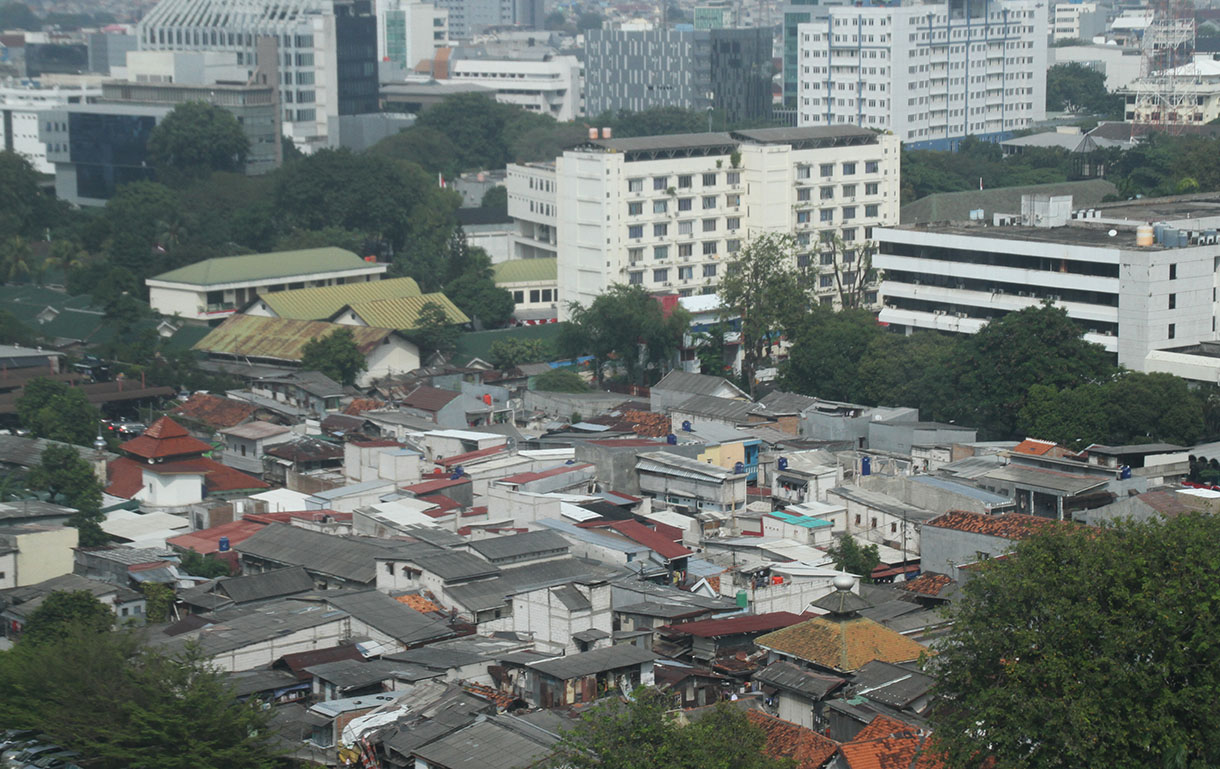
[797,183,882,199]
[511,288,555,303]
[630,239,744,261]
[629,263,721,284]
[627,194,743,215]
[796,160,880,179]
[627,171,742,192]
[628,218,742,239]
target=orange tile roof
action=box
[925,510,1062,540]
[755,616,927,673]
[120,416,214,460]
[900,573,953,598]
[841,716,947,769]
[1012,438,1058,456]
[172,393,256,429]
[621,409,670,438]
[395,594,443,613]
[344,398,385,415]
[851,715,917,744]
[746,710,839,769]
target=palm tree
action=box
[0,236,34,284]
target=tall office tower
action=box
[379,0,448,72]
[584,27,774,123]
[795,0,1048,149]
[137,0,378,151]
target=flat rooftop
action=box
[883,221,1161,249]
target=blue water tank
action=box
[777,457,789,471]
[450,465,464,480]
[861,456,872,476]
[666,433,677,445]
[1120,464,1132,480]
[681,420,692,432]
[1163,229,1178,247]
[218,536,230,552]
[734,462,745,474]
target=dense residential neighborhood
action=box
[2,0,1220,766]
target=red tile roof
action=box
[585,519,692,560]
[242,510,351,524]
[840,716,943,769]
[419,494,461,512]
[351,439,403,448]
[172,393,256,429]
[435,444,506,467]
[401,384,461,413]
[119,416,214,460]
[620,410,670,438]
[925,510,1063,540]
[900,573,954,598]
[105,456,269,499]
[745,711,839,769]
[499,463,594,485]
[167,519,267,555]
[402,477,470,495]
[344,398,385,415]
[660,611,805,638]
[276,645,365,678]
[1012,438,1058,456]
[851,716,917,744]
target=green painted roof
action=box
[493,258,558,285]
[257,277,424,320]
[453,322,566,364]
[149,248,375,286]
[900,180,1117,225]
[337,293,469,330]
[193,314,397,362]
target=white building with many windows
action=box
[509,126,900,318]
[874,194,1220,378]
[0,82,99,173]
[795,0,1047,149]
[447,53,581,121]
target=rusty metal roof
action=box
[193,314,398,362]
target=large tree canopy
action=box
[147,102,250,185]
[559,284,689,387]
[930,513,1220,769]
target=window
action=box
[727,239,742,253]
[798,166,811,179]
[653,176,669,190]
[726,193,741,206]
[654,200,668,214]
[679,243,693,257]
[1169,323,1176,339]
[820,275,834,288]
[703,264,717,278]
[530,289,541,303]
[678,197,693,211]
[843,162,857,175]
[1170,263,1178,280]
[628,202,643,215]
[512,290,524,303]
[653,268,669,282]
[821,186,834,200]
[819,163,834,177]
[385,562,395,574]
[703,195,717,210]
[865,204,879,217]
[703,241,718,255]
[891,522,897,533]
[842,228,857,241]
[865,160,879,173]
[703,218,717,232]
[797,211,811,224]
[703,172,717,186]
[855,514,861,525]
[628,178,644,192]
[628,225,643,239]
[679,220,694,235]
[678,266,694,280]
[628,271,643,285]
[798,254,811,269]
[1169,293,1177,310]
[654,245,669,259]
[629,247,644,262]
[842,206,856,220]
[865,182,879,194]
[842,184,856,197]
[726,171,740,185]
[820,252,835,266]
[871,516,878,528]
[653,223,668,237]
[798,187,812,201]
[820,209,834,222]
[678,175,693,188]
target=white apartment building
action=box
[1051,1,1103,43]
[1121,57,1220,127]
[509,126,900,318]
[379,0,448,71]
[448,54,581,121]
[0,82,99,173]
[795,0,1047,150]
[505,161,558,261]
[874,194,1220,377]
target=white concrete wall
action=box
[140,469,204,507]
[359,336,421,387]
[12,527,78,587]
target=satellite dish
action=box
[1108,229,1117,237]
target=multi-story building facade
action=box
[447,52,581,120]
[509,126,900,318]
[136,0,378,152]
[873,194,1220,376]
[1051,1,1104,43]
[795,0,1047,149]
[584,27,773,123]
[0,81,99,173]
[505,161,559,261]
[380,0,448,71]
[430,0,541,39]
[1121,57,1220,127]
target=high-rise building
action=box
[584,27,773,123]
[0,82,99,173]
[380,0,448,72]
[795,0,1047,149]
[136,0,378,151]
[429,0,540,40]
[508,126,900,317]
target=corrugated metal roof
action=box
[492,258,557,284]
[150,247,375,286]
[338,294,469,329]
[258,277,423,320]
[193,315,397,362]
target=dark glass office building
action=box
[334,0,379,116]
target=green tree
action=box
[857,331,959,422]
[825,536,881,581]
[178,550,232,579]
[481,185,507,209]
[576,10,604,30]
[0,309,36,346]
[146,102,250,185]
[299,328,367,386]
[275,226,368,255]
[781,308,882,402]
[16,378,105,447]
[404,301,461,360]
[440,231,514,328]
[1046,62,1124,117]
[488,338,550,370]
[533,367,588,393]
[544,9,566,28]
[929,513,1220,769]
[560,284,688,387]
[20,591,113,645]
[552,686,789,769]
[367,125,462,177]
[719,234,805,394]
[102,181,181,283]
[0,627,283,769]
[141,583,175,623]
[0,151,49,240]
[28,443,107,546]
[0,2,40,30]
[0,235,37,283]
